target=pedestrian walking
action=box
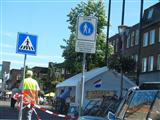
[59,87,72,114]
[19,70,40,120]
[55,89,64,112]
[10,87,19,109]
[0,91,2,99]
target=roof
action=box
[56,66,136,88]
[56,66,108,88]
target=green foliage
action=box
[32,74,42,83]
[108,54,136,74]
[67,0,107,34]
[61,0,110,74]
[45,63,65,92]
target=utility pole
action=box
[136,0,144,86]
[105,0,111,66]
[118,0,126,98]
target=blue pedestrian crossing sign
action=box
[16,33,38,55]
[77,16,97,41]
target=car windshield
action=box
[122,90,160,120]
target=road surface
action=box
[0,99,66,120]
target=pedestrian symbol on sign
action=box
[80,22,94,36]
[19,36,35,51]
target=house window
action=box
[147,8,153,19]
[112,40,116,53]
[135,29,139,45]
[126,34,130,48]
[134,54,138,72]
[149,29,155,45]
[134,54,138,63]
[132,54,138,63]
[131,31,135,47]
[142,57,147,72]
[143,32,148,47]
[0,65,2,79]
[159,27,160,42]
[157,54,160,70]
[115,39,119,52]
[148,56,154,71]
[16,75,22,81]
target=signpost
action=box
[16,32,38,120]
[76,16,97,53]
[76,16,97,116]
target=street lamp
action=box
[118,25,127,35]
[117,0,126,99]
[118,25,127,98]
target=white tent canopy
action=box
[56,67,108,88]
[56,66,135,88]
[56,66,136,107]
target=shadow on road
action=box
[0,100,66,120]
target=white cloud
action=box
[1,32,16,39]
[9,60,23,64]
[26,61,48,67]
[1,52,22,57]
[29,54,54,59]
[1,44,15,49]
[1,59,48,69]
[1,51,63,62]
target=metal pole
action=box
[18,54,27,120]
[136,0,144,86]
[105,0,111,66]
[120,68,123,98]
[80,53,86,116]
[120,0,125,98]
[121,0,125,25]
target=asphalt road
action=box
[0,99,67,120]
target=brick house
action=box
[109,2,160,84]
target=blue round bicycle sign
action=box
[80,22,94,36]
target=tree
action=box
[61,0,111,74]
[108,54,136,74]
[108,54,136,98]
[44,62,65,92]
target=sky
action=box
[0,0,159,69]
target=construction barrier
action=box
[13,93,79,119]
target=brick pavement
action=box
[0,99,66,120]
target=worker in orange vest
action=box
[19,70,40,120]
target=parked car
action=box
[116,82,160,120]
[78,115,107,120]
[78,111,116,120]
[79,82,160,120]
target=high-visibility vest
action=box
[23,78,39,104]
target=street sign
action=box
[75,40,96,53]
[76,16,97,116]
[77,16,97,41]
[76,16,97,54]
[16,33,38,55]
